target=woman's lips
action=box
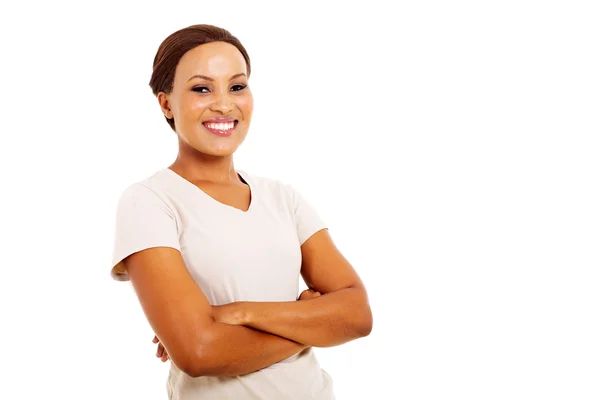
[203,120,238,137]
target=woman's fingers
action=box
[299,288,322,300]
[159,343,169,362]
[153,335,169,361]
[155,341,169,362]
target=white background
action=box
[1,1,599,399]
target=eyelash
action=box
[192,84,247,93]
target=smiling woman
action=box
[151,29,253,158]
[110,24,372,400]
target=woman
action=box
[110,24,372,399]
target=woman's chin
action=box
[199,143,241,158]
[180,136,240,158]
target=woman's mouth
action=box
[203,120,238,137]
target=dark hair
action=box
[149,24,251,131]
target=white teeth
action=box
[206,122,234,130]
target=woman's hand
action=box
[298,288,321,300]
[153,335,169,362]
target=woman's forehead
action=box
[175,42,248,81]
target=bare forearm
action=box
[237,287,372,347]
[189,323,307,377]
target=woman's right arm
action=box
[125,246,307,377]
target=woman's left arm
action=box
[214,229,373,347]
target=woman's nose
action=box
[210,90,234,114]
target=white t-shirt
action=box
[110,168,335,400]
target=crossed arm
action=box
[126,229,372,377]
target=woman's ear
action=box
[157,92,173,119]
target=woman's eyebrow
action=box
[187,73,247,82]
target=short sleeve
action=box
[290,185,328,245]
[110,183,181,281]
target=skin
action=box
[211,230,372,348]
[126,41,372,377]
[158,41,254,206]
[153,288,322,362]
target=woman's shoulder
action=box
[116,169,176,206]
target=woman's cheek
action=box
[188,97,209,114]
[238,94,254,114]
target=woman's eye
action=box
[192,86,210,93]
[231,84,246,92]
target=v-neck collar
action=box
[163,168,255,214]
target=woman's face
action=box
[159,41,253,157]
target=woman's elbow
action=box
[179,331,239,378]
[179,346,217,378]
[349,285,372,338]
[175,333,217,378]
[174,346,208,378]
[182,362,211,378]
[356,305,373,337]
